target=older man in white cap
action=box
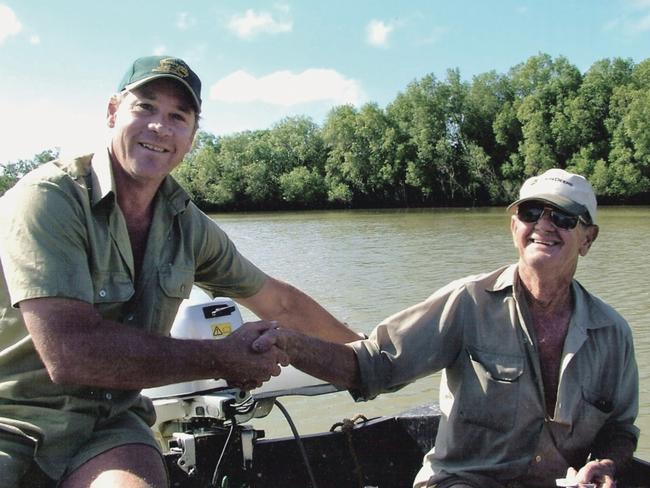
[254,168,639,488]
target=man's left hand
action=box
[565,458,616,487]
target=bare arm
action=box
[236,276,361,344]
[251,327,361,390]
[20,297,288,390]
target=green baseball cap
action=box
[117,55,202,112]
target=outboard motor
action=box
[142,287,337,458]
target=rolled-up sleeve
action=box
[350,279,469,400]
[190,205,267,299]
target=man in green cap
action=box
[0,55,361,487]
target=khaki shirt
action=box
[0,149,267,477]
[351,265,639,488]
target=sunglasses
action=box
[516,203,588,230]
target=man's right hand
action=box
[219,320,290,391]
[250,326,361,390]
[20,297,290,391]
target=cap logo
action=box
[151,58,189,79]
[544,176,573,187]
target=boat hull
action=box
[163,403,650,487]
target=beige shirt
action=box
[0,149,267,477]
[351,265,639,488]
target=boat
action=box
[153,393,650,488]
[144,293,650,488]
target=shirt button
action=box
[105,392,113,400]
[180,284,186,292]
[535,455,542,463]
[98,289,107,298]
[126,315,135,321]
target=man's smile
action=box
[528,237,559,247]
[139,142,169,153]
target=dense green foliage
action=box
[174,54,650,209]
[4,54,650,208]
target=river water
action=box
[210,206,650,460]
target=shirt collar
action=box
[490,263,518,292]
[570,280,613,331]
[89,147,114,206]
[488,263,614,331]
[158,173,192,215]
[89,148,191,215]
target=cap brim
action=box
[507,195,587,217]
[123,74,201,112]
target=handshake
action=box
[218,320,298,391]
[216,320,359,393]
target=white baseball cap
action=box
[508,168,597,224]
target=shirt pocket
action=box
[92,271,135,320]
[569,387,612,441]
[459,346,524,432]
[153,264,194,334]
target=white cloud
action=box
[366,19,394,48]
[176,12,195,31]
[629,0,650,31]
[153,45,167,55]
[209,69,364,106]
[609,0,650,33]
[228,9,292,39]
[29,34,39,44]
[0,4,22,45]
[631,13,650,31]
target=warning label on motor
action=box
[212,323,233,337]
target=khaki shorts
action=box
[0,410,161,485]
[0,429,53,488]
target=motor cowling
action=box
[143,287,337,401]
[143,289,239,399]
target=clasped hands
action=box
[220,320,292,391]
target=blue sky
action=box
[1,0,650,164]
